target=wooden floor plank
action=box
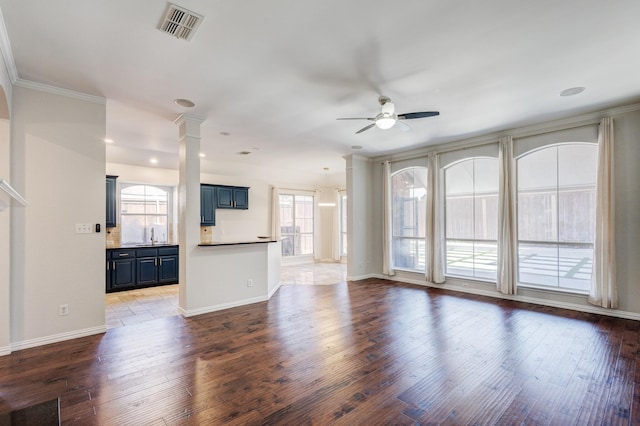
[1,279,639,424]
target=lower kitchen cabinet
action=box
[106,246,179,292]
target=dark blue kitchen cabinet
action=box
[106,175,118,227]
[215,185,249,209]
[107,249,136,291]
[137,247,160,285]
[200,184,216,226]
[159,246,179,283]
[107,246,179,292]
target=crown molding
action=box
[14,78,106,104]
[0,8,17,83]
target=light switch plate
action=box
[75,223,92,234]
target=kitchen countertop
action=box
[198,239,278,247]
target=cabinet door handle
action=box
[112,261,116,270]
[119,253,129,257]
[154,258,157,266]
[159,258,163,266]
[106,262,110,271]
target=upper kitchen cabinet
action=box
[200,184,216,226]
[216,186,249,210]
[106,175,118,227]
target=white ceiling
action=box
[2,0,640,183]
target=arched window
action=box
[392,167,427,271]
[444,157,499,280]
[120,184,171,245]
[516,143,597,292]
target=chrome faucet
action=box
[150,227,156,245]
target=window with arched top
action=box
[444,157,499,280]
[120,184,171,245]
[392,167,428,271]
[516,143,597,292]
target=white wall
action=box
[351,106,640,317]
[10,86,106,347]
[0,118,10,354]
[0,42,13,354]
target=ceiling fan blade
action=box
[395,120,411,132]
[398,111,440,120]
[337,117,375,121]
[355,123,376,134]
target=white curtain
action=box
[313,189,321,261]
[425,154,445,283]
[589,117,617,308]
[331,189,341,261]
[382,161,395,275]
[270,185,281,240]
[497,136,517,295]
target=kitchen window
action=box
[120,184,172,245]
[280,193,314,257]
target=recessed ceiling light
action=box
[559,87,586,97]
[237,151,252,155]
[104,138,114,144]
[220,131,230,136]
[351,145,363,150]
[150,158,158,164]
[174,98,195,108]
[199,153,206,158]
[323,167,330,171]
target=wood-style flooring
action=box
[1,278,638,425]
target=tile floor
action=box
[105,262,347,329]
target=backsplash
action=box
[200,226,213,244]
[106,224,175,247]
[105,225,121,246]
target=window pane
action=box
[281,235,294,256]
[446,240,474,278]
[473,241,497,280]
[558,245,593,290]
[392,168,427,271]
[473,158,499,241]
[558,145,596,243]
[120,184,170,244]
[393,238,425,271]
[444,158,498,280]
[280,193,314,257]
[516,144,596,293]
[518,147,558,242]
[445,162,473,240]
[392,168,427,239]
[518,242,559,287]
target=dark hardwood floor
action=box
[1,278,638,425]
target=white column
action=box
[175,114,204,314]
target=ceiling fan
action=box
[337,96,439,134]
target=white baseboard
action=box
[369,274,640,321]
[10,325,106,352]
[179,295,268,318]
[0,345,11,356]
[347,273,379,281]
[268,281,283,299]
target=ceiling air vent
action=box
[159,3,203,41]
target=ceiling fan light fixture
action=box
[376,117,396,130]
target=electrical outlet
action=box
[59,304,69,316]
[75,223,92,234]
[247,279,253,287]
